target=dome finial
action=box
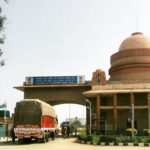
[131,32,143,36]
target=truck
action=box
[13,99,58,143]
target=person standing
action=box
[62,126,67,139]
[10,126,15,143]
[66,125,70,138]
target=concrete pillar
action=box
[130,93,135,129]
[148,98,150,130]
[147,93,150,130]
[96,95,100,131]
[86,104,89,130]
[113,94,117,133]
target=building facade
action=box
[83,32,150,135]
[15,32,150,135]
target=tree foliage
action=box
[0,0,7,66]
[70,119,82,132]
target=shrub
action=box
[117,136,133,143]
[143,129,150,136]
[78,133,150,144]
[92,135,99,143]
[137,136,150,143]
[99,135,116,143]
[126,128,137,136]
[78,133,92,142]
[146,137,150,143]
[116,135,128,143]
[86,135,93,141]
[78,133,86,141]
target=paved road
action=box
[0,138,150,150]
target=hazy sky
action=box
[1,0,150,123]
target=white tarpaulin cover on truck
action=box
[14,99,56,126]
[17,99,56,117]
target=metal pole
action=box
[131,104,134,128]
[131,103,134,138]
[85,98,91,135]
[130,93,135,139]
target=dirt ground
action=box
[0,137,150,150]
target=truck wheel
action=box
[25,138,31,143]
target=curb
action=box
[77,140,150,147]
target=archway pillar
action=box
[147,93,150,130]
[113,94,117,133]
[96,95,100,131]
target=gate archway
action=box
[14,84,91,106]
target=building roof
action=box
[14,83,91,91]
[119,32,150,51]
[83,89,150,97]
[83,83,150,97]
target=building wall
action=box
[90,93,149,134]
[134,93,148,105]
[117,109,128,129]
[117,94,130,106]
[101,97,113,106]
[135,109,148,129]
[105,109,113,133]
[24,86,90,105]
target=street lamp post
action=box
[85,98,91,135]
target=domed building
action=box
[109,32,150,82]
[84,32,150,135]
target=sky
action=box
[1,0,150,124]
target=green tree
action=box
[70,119,81,133]
[70,119,81,127]
[0,0,8,66]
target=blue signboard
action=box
[32,76,78,85]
